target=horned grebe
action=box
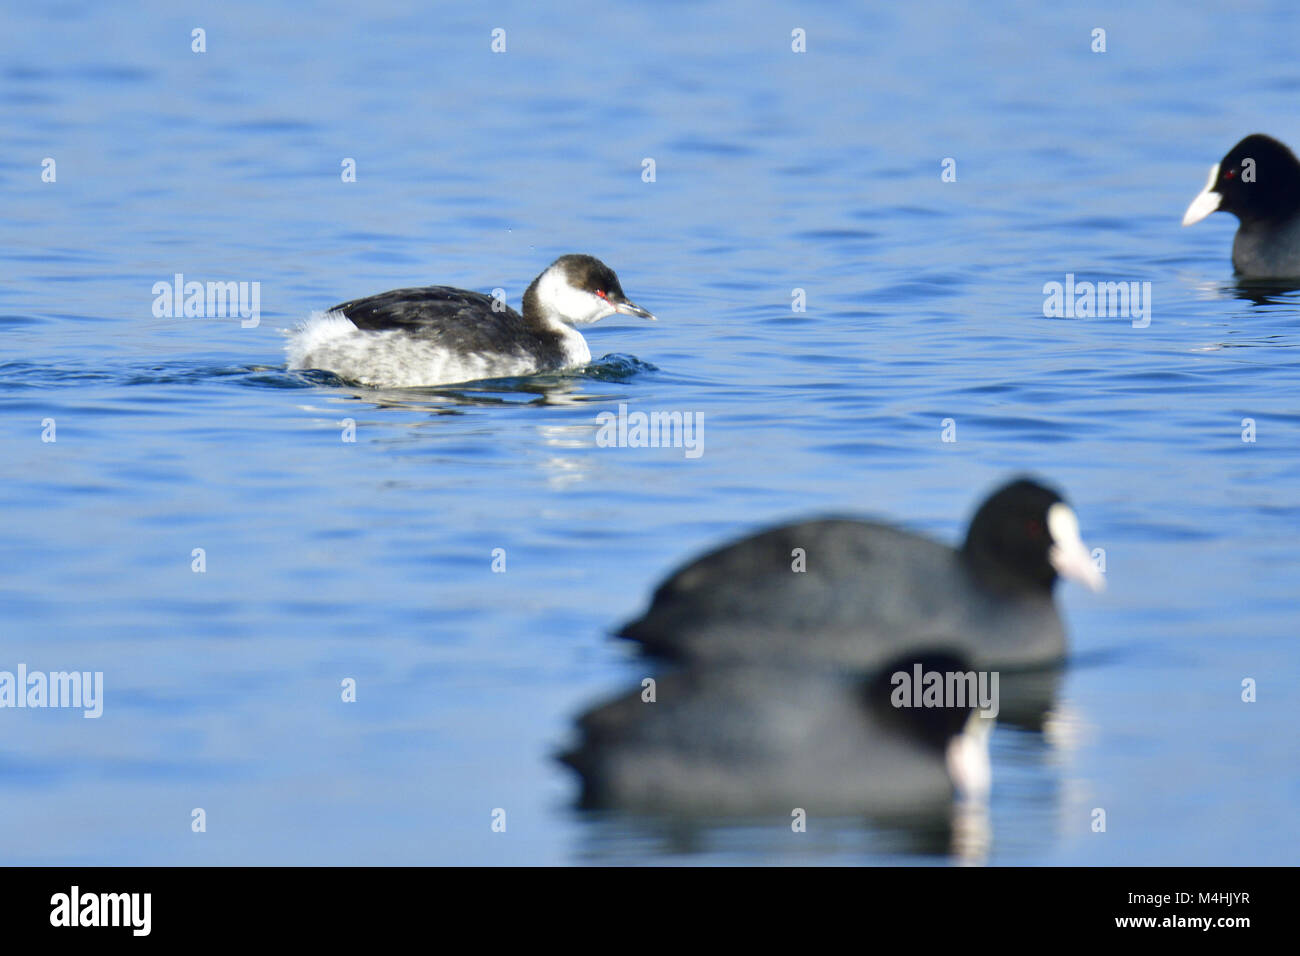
[287,254,655,387]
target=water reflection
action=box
[289,353,656,411]
[1227,278,1300,307]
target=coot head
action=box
[1183,133,1300,227]
[961,478,1104,595]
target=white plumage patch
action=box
[534,266,618,327]
[284,311,357,368]
[286,310,587,388]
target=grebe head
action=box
[524,254,656,328]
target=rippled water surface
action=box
[1,1,1297,864]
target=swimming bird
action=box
[287,254,655,387]
[560,652,993,817]
[618,478,1103,671]
[1182,133,1300,278]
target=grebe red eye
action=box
[595,290,607,298]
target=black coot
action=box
[1182,133,1300,278]
[561,652,992,817]
[618,478,1103,671]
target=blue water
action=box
[1,1,1297,865]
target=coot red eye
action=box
[1026,519,1043,537]
[1224,169,1237,180]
